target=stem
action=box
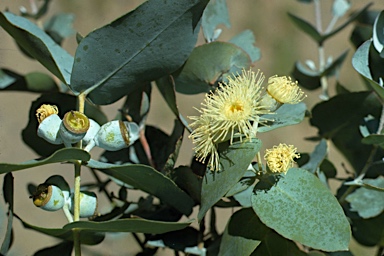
[73,162,82,221]
[63,203,74,223]
[73,229,81,256]
[257,151,263,174]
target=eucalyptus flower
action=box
[264,143,300,174]
[189,69,270,171]
[266,75,306,104]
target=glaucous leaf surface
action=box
[252,168,351,251]
[174,42,251,94]
[258,103,306,133]
[346,176,384,218]
[87,161,195,216]
[0,12,73,85]
[301,139,328,174]
[70,0,209,105]
[0,148,90,174]
[202,0,230,42]
[332,0,351,18]
[44,13,75,45]
[229,30,261,63]
[373,11,384,53]
[198,139,262,221]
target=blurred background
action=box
[0,0,383,255]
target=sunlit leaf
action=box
[229,30,261,62]
[70,0,209,105]
[346,176,384,218]
[202,0,230,42]
[0,148,90,174]
[373,11,384,53]
[0,12,73,85]
[258,103,306,133]
[252,168,351,251]
[198,139,262,221]
[174,42,251,94]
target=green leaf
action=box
[0,148,90,174]
[288,13,322,43]
[362,134,384,148]
[87,161,194,216]
[16,216,104,245]
[174,41,251,94]
[198,139,262,221]
[301,139,328,174]
[229,30,261,63]
[70,0,209,105]
[156,77,191,132]
[373,11,384,53]
[219,209,261,256]
[33,242,73,256]
[291,61,321,90]
[65,218,193,234]
[258,103,307,133]
[171,166,202,203]
[346,176,384,218]
[310,91,381,173]
[44,13,75,44]
[1,173,13,255]
[252,168,351,251]
[352,40,384,102]
[20,0,51,20]
[202,0,230,42]
[0,12,74,85]
[349,211,384,246]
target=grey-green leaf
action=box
[301,139,328,174]
[229,30,261,62]
[332,0,351,18]
[288,13,322,43]
[198,139,262,221]
[346,177,384,218]
[373,11,384,53]
[252,168,351,251]
[202,0,230,42]
[174,41,251,94]
[70,0,209,105]
[87,161,194,216]
[0,148,90,174]
[352,39,384,101]
[258,103,306,133]
[0,12,74,85]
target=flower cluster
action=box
[264,143,300,174]
[189,69,305,172]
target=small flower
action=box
[201,69,269,144]
[189,69,271,171]
[189,115,220,171]
[266,75,306,104]
[264,143,300,174]
[36,104,59,123]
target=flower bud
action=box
[31,184,65,211]
[82,119,101,146]
[36,104,63,144]
[94,120,140,151]
[59,111,90,146]
[69,191,98,218]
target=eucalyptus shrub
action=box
[0,0,383,256]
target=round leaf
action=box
[252,168,351,251]
[174,42,251,94]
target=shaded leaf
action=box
[0,12,73,85]
[174,41,251,94]
[33,242,73,256]
[352,39,384,101]
[229,29,261,62]
[0,148,90,174]
[44,13,75,45]
[349,211,384,246]
[1,173,14,255]
[288,13,322,43]
[202,0,230,42]
[301,139,328,174]
[87,161,194,216]
[219,209,261,256]
[258,103,306,133]
[20,0,51,20]
[171,166,202,203]
[362,134,384,148]
[70,0,209,105]
[346,176,384,218]
[252,168,351,251]
[198,139,262,221]
[291,61,321,90]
